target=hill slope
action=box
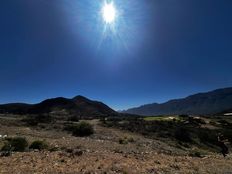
[0,96,117,118]
[123,87,232,116]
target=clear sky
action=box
[0,0,232,110]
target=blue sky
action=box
[0,0,232,110]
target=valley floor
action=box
[0,118,231,174]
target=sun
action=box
[102,2,116,24]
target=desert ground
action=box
[0,116,231,174]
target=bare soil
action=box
[0,118,231,174]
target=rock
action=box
[65,148,83,157]
[73,149,83,156]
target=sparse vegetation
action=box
[29,140,48,150]
[102,115,232,152]
[118,136,135,144]
[64,121,94,137]
[189,151,202,158]
[67,115,80,122]
[1,137,28,152]
[65,148,83,156]
[144,116,180,121]
[0,114,232,173]
[127,137,135,143]
[119,138,128,144]
[175,127,192,142]
[22,114,53,126]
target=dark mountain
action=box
[72,95,116,117]
[29,97,76,114]
[0,103,32,114]
[123,87,232,116]
[0,96,117,118]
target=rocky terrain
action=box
[0,115,231,174]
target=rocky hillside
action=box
[123,87,232,116]
[0,96,117,118]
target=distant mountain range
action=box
[1,87,232,118]
[0,96,117,118]
[123,87,232,116]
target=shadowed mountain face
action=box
[123,87,232,116]
[0,96,117,118]
[72,96,117,117]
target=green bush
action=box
[1,137,28,152]
[198,129,217,144]
[65,122,94,137]
[175,127,192,142]
[29,140,48,150]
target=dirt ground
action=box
[0,118,231,174]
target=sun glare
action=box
[102,2,116,24]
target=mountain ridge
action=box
[0,96,117,118]
[123,87,232,116]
